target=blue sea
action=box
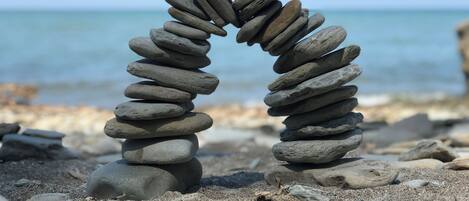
[0,10,468,108]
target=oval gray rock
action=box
[233,0,256,10]
[168,7,227,36]
[0,123,20,140]
[197,0,227,27]
[22,129,66,140]
[280,112,364,141]
[239,0,275,22]
[114,101,194,121]
[236,1,282,43]
[104,112,213,139]
[263,10,308,52]
[129,37,210,69]
[86,159,202,200]
[264,64,361,107]
[150,28,210,56]
[268,86,358,116]
[164,21,210,40]
[165,0,209,20]
[269,45,361,91]
[273,129,363,164]
[125,81,196,103]
[122,135,198,165]
[274,26,347,73]
[258,0,302,44]
[207,0,241,27]
[127,60,219,95]
[283,98,358,130]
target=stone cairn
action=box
[87,0,362,199]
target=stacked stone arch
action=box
[87,0,363,199]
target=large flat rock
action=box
[0,135,77,161]
[150,28,210,56]
[114,101,194,121]
[125,81,196,103]
[164,21,210,40]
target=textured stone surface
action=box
[127,60,219,95]
[265,159,398,189]
[0,123,20,140]
[233,0,256,10]
[207,0,240,27]
[286,185,330,201]
[263,10,308,52]
[281,112,363,141]
[22,129,65,140]
[268,86,358,116]
[265,64,361,107]
[125,81,195,103]
[269,45,361,91]
[283,98,358,130]
[86,159,202,200]
[168,7,227,36]
[272,129,363,164]
[274,26,347,73]
[129,37,210,69]
[270,13,325,56]
[399,140,459,162]
[164,21,210,40]
[151,28,210,56]
[114,101,194,121]
[104,112,212,139]
[27,193,70,201]
[236,1,282,43]
[259,0,302,44]
[122,135,198,165]
[239,0,275,22]
[197,0,227,27]
[165,0,209,20]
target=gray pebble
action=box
[258,0,302,44]
[263,10,308,52]
[169,7,227,36]
[197,0,227,27]
[236,1,282,43]
[239,0,275,22]
[114,101,194,121]
[125,81,196,103]
[207,0,241,27]
[164,21,210,40]
[22,129,65,140]
[0,123,20,140]
[150,28,210,57]
[165,0,209,20]
[27,193,69,201]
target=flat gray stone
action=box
[273,129,363,164]
[197,0,227,27]
[127,60,219,95]
[402,180,430,189]
[164,21,210,40]
[263,10,308,52]
[287,185,329,201]
[281,112,363,141]
[27,193,70,201]
[268,86,357,116]
[284,98,358,130]
[125,81,196,103]
[270,13,324,56]
[399,140,459,162]
[168,7,227,36]
[114,101,194,121]
[236,1,282,43]
[104,112,212,139]
[258,0,302,44]
[265,158,399,189]
[207,0,241,27]
[269,45,361,91]
[239,0,275,22]
[22,129,65,140]
[87,159,202,200]
[122,135,198,164]
[0,123,20,140]
[265,64,361,107]
[151,28,210,56]
[129,37,210,69]
[165,0,209,20]
[274,26,347,73]
[233,0,256,10]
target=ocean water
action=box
[0,10,468,108]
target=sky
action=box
[1,0,469,11]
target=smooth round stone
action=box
[274,26,347,73]
[196,0,227,27]
[236,1,282,43]
[207,0,241,27]
[164,21,210,40]
[270,13,325,56]
[22,129,65,140]
[104,112,213,139]
[168,7,227,36]
[265,64,361,107]
[239,0,275,22]
[269,45,361,91]
[268,86,357,116]
[273,129,363,164]
[86,159,202,200]
[122,135,198,165]
[127,60,219,95]
[114,101,194,121]
[165,0,209,20]
[263,10,308,52]
[125,81,195,103]
[233,0,256,10]
[150,28,210,57]
[280,112,364,141]
[283,98,358,130]
[259,0,302,44]
[129,37,210,69]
